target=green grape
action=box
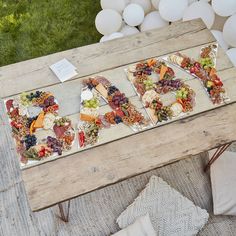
[84,98,99,108]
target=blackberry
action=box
[26,91,43,101]
[35,91,42,98]
[27,116,38,128]
[114,116,123,124]
[108,86,119,96]
[87,84,94,90]
[24,134,37,150]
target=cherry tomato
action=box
[190,67,195,74]
[194,62,201,68]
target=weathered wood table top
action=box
[1,19,236,212]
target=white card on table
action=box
[50,58,78,82]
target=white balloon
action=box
[140,11,168,31]
[120,25,140,36]
[159,0,188,22]
[108,32,124,41]
[226,48,236,67]
[183,1,215,29]
[188,0,197,4]
[223,14,236,47]
[95,9,122,35]
[211,30,229,51]
[212,0,236,17]
[100,35,110,43]
[131,0,152,14]
[100,0,127,13]
[123,4,145,26]
[151,0,160,10]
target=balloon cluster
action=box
[95,0,236,67]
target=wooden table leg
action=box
[204,142,232,172]
[58,200,70,222]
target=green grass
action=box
[0,0,101,66]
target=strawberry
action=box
[38,151,45,158]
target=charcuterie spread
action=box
[167,44,229,104]
[126,59,196,124]
[4,44,230,167]
[5,91,75,166]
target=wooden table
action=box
[1,19,236,220]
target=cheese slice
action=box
[146,108,158,124]
[80,113,96,122]
[96,83,108,99]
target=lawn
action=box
[0,0,101,67]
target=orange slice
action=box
[30,120,36,135]
[147,59,157,67]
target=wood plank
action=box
[22,102,236,211]
[0,19,215,98]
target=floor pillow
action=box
[111,214,156,236]
[117,176,209,236]
[210,150,236,215]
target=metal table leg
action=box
[204,142,232,172]
[58,200,71,222]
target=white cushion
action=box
[111,214,156,236]
[117,176,209,236]
[210,150,236,215]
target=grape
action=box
[43,96,55,108]
[46,136,63,155]
[45,100,50,106]
[83,98,99,108]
